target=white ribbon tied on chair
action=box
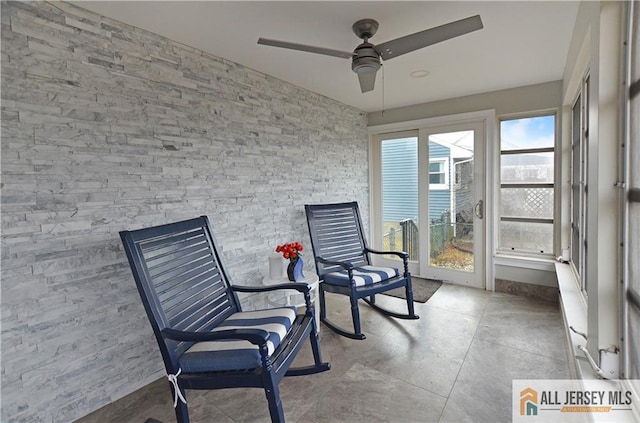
[167,368,187,407]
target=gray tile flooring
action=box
[77,283,570,423]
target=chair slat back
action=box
[305,202,370,278]
[120,216,239,370]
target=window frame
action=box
[622,0,640,381]
[428,157,449,190]
[570,71,590,295]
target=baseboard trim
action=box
[494,278,559,303]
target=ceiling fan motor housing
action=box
[351,43,381,74]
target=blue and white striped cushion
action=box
[179,307,297,372]
[324,265,399,287]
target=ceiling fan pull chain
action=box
[381,64,385,116]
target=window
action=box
[571,73,589,293]
[498,114,556,255]
[429,158,448,189]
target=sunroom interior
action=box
[1,1,639,422]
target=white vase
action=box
[269,254,285,279]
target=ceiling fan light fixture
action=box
[356,70,377,93]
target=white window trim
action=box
[428,157,449,190]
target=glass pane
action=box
[429,173,444,184]
[582,76,589,292]
[499,221,553,254]
[428,131,474,272]
[381,137,419,260]
[500,187,554,219]
[571,96,582,273]
[500,115,555,150]
[501,152,554,183]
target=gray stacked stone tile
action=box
[0,1,369,421]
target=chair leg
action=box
[361,278,420,321]
[264,380,285,423]
[350,295,363,338]
[405,287,416,316]
[319,288,366,340]
[170,385,189,423]
[405,278,418,318]
[286,314,331,376]
[286,318,331,376]
[310,328,324,365]
[319,287,327,321]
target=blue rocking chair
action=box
[305,202,419,339]
[120,216,330,423]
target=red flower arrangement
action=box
[275,242,304,262]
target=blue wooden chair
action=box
[305,202,419,339]
[120,216,330,423]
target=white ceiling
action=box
[75,1,580,113]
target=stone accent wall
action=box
[0,2,368,421]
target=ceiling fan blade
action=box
[357,71,376,93]
[375,15,483,61]
[257,38,354,59]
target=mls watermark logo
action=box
[520,387,538,416]
[513,379,640,423]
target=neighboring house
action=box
[381,135,473,224]
[381,138,418,223]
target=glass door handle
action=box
[474,200,484,219]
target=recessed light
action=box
[410,69,430,78]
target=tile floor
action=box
[77,283,570,423]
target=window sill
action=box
[555,262,591,379]
[494,254,557,271]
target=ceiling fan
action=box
[258,15,483,93]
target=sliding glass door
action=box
[372,120,486,288]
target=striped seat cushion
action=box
[323,265,399,287]
[179,307,297,372]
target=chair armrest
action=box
[317,256,354,270]
[161,327,270,345]
[231,284,314,316]
[365,247,409,260]
[317,256,361,288]
[231,283,311,294]
[364,247,410,275]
